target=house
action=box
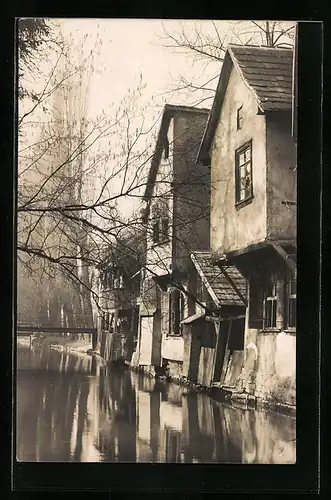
[134,104,210,376]
[98,226,146,363]
[196,45,297,407]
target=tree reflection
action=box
[16,346,296,464]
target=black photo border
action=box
[1,10,323,497]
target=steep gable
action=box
[197,45,293,164]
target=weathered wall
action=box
[210,65,267,254]
[266,112,297,241]
[172,112,210,274]
[238,325,296,406]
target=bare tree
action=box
[157,20,296,106]
[17,20,159,326]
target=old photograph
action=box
[16,19,297,464]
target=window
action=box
[264,274,278,329]
[237,105,243,130]
[286,276,296,329]
[235,142,253,204]
[249,271,296,332]
[152,216,169,245]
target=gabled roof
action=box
[191,251,246,308]
[197,45,294,164]
[143,104,210,203]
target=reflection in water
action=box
[16,345,296,463]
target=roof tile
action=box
[229,45,293,111]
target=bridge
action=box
[17,324,98,350]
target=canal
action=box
[16,344,296,463]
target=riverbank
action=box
[128,362,296,418]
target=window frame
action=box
[249,271,296,333]
[235,140,253,206]
[285,274,296,331]
[263,273,279,330]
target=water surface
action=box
[16,344,296,463]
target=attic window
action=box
[235,141,253,205]
[237,105,243,130]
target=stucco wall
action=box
[210,65,267,254]
[172,112,210,273]
[266,112,297,241]
[239,327,296,406]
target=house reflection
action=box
[17,345,296,464]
